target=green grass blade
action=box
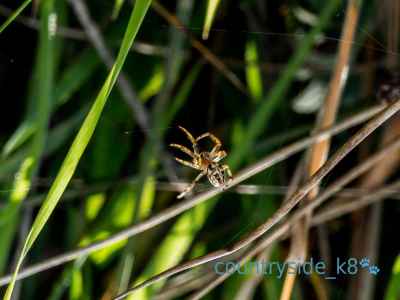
[128,203,208,300]
[245,39,263,102]
[1,121,36,158]
[122,0,340,300]
[202,0,221,39]
[384,255,400,300]
[228,0,341,168]
[54,49,100,106]
[1,49,98,159]
[163,63,202,127]
[2,1,151,299]
[0,105,87,179]
[0,0,31,34]
[0,0,55,275]
[112,0,126,19]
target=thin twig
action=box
[188,181,400,300]
[68,0,150,130]
[151,0,248,95]
[0,4,167,56]
[189,161,304,300]
[113,98,400,299]
[0,103,386,287]
[282,1,361,298]
[182,139,400,299]
[154,273,216,300]
[348,2,400,298]
[313,180,400,224]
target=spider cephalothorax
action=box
[170,126,233,198]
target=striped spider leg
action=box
[170,126,233,198]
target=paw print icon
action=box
[368,265,380,275]
[359,258,370,268]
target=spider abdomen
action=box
[207,163,226,187]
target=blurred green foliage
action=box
[0,1,399,300]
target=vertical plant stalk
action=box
[348,1,400,299]
[281,1,361,299]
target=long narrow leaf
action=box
[202,0,221,40]
[0,0,32,34]
[2,1,152,299]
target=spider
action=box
[170,126,233,198]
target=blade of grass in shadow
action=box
[112,0,126,20]
[245,38,263,102]
[120,1,340,296]
[228,0,341,168]
[116,1,194,292]
[129,204,208,300]
[0,0,31,34]
[118,67,200,297]
[1,48,99,164]
[0,105,88,180]
[1,121,36,158]
[117,59,199,297]
[2,1,151,299]
[0,0,55,274]
[202,0,221,40]
[54,48,100,106]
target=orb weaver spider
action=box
[170,126,233,198]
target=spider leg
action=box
[178,126,200,153]
[221,164,233,185]
[173,157,199,170]
[212,150,227,162]
[177,171,206,199]
[169,143,195,158]
[196,132,222,153]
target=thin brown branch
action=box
[188,180,400,299]
[313,180,400,225]
[309,0,360,176]
[154,273,216,300]
[68,0,150,130]
[187,175,400,299]
[284,1,361,298]
[113,98,400,300]
[0,103,386,287]
[180,139,400,299]
[151,0,248,95]
[348,2,400,296]
[0,4,166,56]
[191,162,303,300]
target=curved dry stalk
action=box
[283,1,361,298]
[188,180,400,299]
[313,180,400,225]
[113,98,400,300]
[179,136,400,299]
[0,104,385,287]
[154,273,216,300]
[189,228,284,300]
